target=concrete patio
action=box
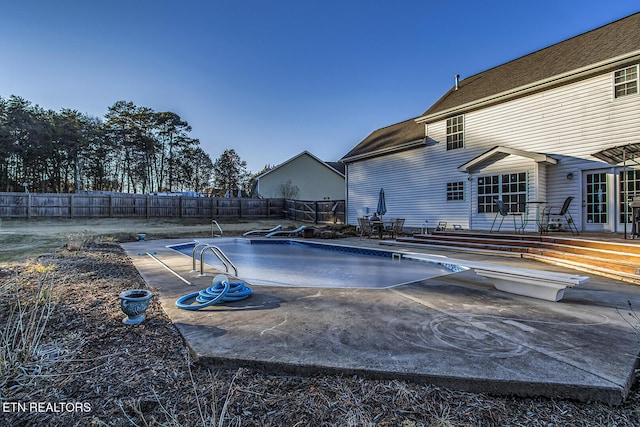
[122,237,640,405]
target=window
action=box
[446,181,464,201]
[446,115,464,150]
[477,172,527,213]
[619,169,640,223]
[614,65,638,98]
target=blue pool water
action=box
[169,239,458,289]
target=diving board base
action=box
[474,270,575,302]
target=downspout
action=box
[344,164,350,225]
[624,147,628,239]
[468,173,473,230]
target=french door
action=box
[583,171,609,232]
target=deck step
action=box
[395,232,640,285]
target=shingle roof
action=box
[326,161,346,175]
[340,117,425,162]
[421,12,640,120]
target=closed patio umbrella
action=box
[376,188,387,217]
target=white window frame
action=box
[614,65,638,98]
[446,115,464,150]
[477,172,527,213]
[446,181,464,201]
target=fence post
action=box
[69,194,74,218]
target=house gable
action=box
[256,151,345,200]
[258,150,344,180]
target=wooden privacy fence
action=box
[284,199,345,224]
[0,193,346,224]
[0,193,285,219]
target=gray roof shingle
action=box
[422,12,640,119]
[340,118,425,162]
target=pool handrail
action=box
[193,243,238,277]
[192,243,212,271]
[211,220,223,237]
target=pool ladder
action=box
[192,243,238,277]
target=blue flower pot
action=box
[119,289,153,325]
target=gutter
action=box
[340,138,426,164]
[416,50,640,124]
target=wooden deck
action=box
[395,230,640,285]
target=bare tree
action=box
[277,179,300,199]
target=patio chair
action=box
[265,225,308,237]
[543,196,579,235]
[490,199,523,233]
[357,217,372,239]
[390,218,405,238]
[242,224,282,236]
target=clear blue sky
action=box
[1,1,638,173]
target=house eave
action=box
[340,139,426,164]
[417,50,640,124]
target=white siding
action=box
[259,154,344,200]
[347,147,470,230]
[346,66,640,232]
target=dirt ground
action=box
[1,219,639,426]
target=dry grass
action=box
[0,265,54,395]
[0,218,323,263]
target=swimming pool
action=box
[169,239,460,289]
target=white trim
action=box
[257,150,344,179]
[340,139,426,164]
[458,146,558,173]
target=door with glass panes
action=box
[583,171,609,232]
[618,168,640,232]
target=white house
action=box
[341,12,640,234]
[255,150,345,200]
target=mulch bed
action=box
[1,242,639,426]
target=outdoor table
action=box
[370,219,395,239]
[524,201,547,234]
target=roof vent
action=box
[454,74,460,90]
